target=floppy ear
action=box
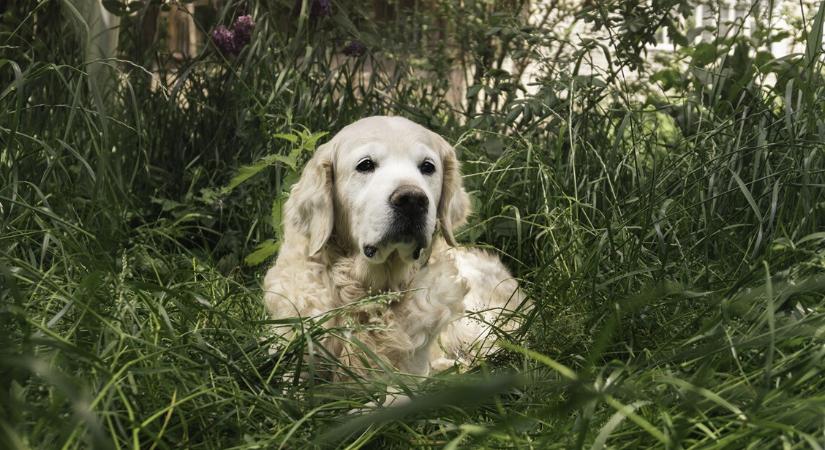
[284,143,335,255]
[437,138,471,246]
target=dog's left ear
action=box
[436,136,471,246]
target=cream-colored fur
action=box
[263,116,525,379]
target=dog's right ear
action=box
[436,137,471,246]
[284,143,334,255]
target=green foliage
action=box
[2,0,825,449]
[225,129,327,265]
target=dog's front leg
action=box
[398,252,470,375]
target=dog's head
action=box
[284,116,470,264]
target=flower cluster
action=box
[342,40,366,57]
[211,15,255,56]
[233,15,255,43]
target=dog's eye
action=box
[419,160,436,175]
[356,158,375,173]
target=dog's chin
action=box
[361,235,429,265]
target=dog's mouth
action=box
[363,240,425,261]
[363,230,428,262]
[362,211,431,262]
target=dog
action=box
[263,116,525,379]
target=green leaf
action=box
[805,0,825,70]
[573,75,606,88]
[150,196,184,212]
[273,133,299,144]
[505,106,522,125]
[466,85,483,99]
[226,153,293,191]
[796,232,825,245]
[668,28,688,47]
[498,341,578,381]
[591,401,651,450]
[244,239,280,266]
[226,162,271,191]
[692,43,717,67]
[270,196,285,238]
[302,131,328,151]
[729,168,763,222]
[651,68,680,91]
[603,396,669,445]
[754,51,775,71]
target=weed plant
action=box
[1,0,824,448]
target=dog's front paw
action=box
[429,356,459,373]
[347,389,411,415]
[416,253,469,306]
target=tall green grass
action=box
[2,0,824,448]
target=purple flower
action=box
[310,0,332,17]
[211,25,238,55]
[343,40,366,57]
[211,15,255,57]
[233,15,255,45]
[294,0,331,18]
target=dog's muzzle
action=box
[362,185,429,260]
[389,185,429,255]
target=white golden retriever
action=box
[263,116,525,378]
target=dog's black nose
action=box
[390,185,428,217]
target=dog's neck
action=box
[323,240,427,301]
[353,252,419,292]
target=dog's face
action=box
[284,116,470,263]
[335,137,442,263]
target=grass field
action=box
[2,1,825,448]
